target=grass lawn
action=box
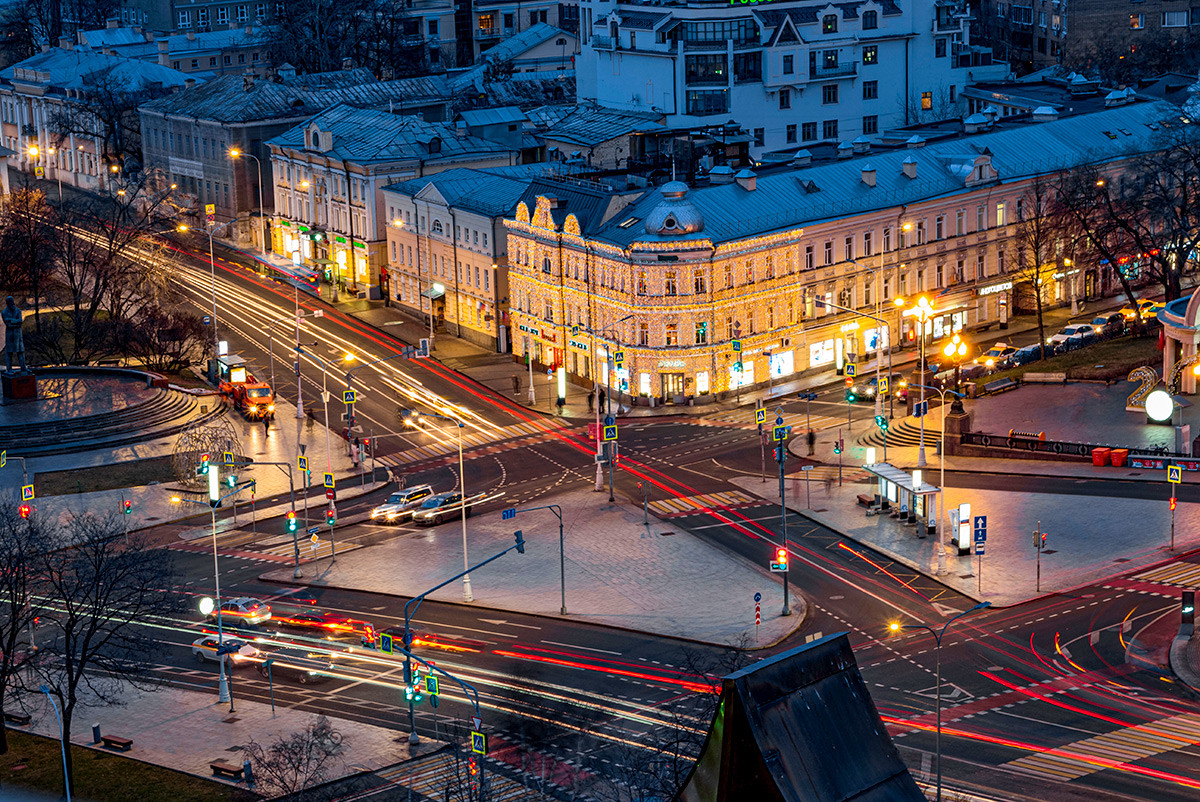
[984,335,1160,385]
[0,729,254,802]
[37,456,176,496]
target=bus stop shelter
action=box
[862,462,940,535]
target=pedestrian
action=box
[599,388,607,410]
[824,475,834,496]
[306,406,315,430]
[351,438,360,467]
[512,374,521,396]
[587,392,594,413]
[806,428,816,456]
[263,417,270,438]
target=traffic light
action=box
[199,453,210,474]
[833,439,843,454]
[514,530,525,554]
[18,504,31,519]
[123,499,132,515]
[875,414,889,431]
[226,473,237,488]
[326,506,336,527]
[771,547,789,572]
[286,510,298,532]
[844,379,856,402]
[468,755,480,790]
[1170,496,1178,511]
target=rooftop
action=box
[383,168,534,217]
[533,104,665,147]
[457,106,528,127]
[479,22,572,65]
[2,47,194,93]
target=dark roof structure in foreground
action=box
[677,633,923,802]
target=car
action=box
[191,636,260,666]
[1047,324,1097,347]
[848,373,904,402]
[370,485,434,524]
[1120,298,1165,320]
[1090,314,1126,338]
[256,652,336,685]
[207,597,271,627]
[411,492,473,526]
[1010,343,1047,366]
[272,609,375,641]
[977,343,1017,370]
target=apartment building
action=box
[504,100,1176,404]
[575,0,1007,158]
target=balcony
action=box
[591,34,615,50]
[477,26,514,39]
[809,61,857,79]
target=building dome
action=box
[645,182,705,236]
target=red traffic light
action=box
[1171,497,1178,511]
[18,504,31,519]
[123,499,133,514]
[776,547,788,565]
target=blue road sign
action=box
[914,401,929,417]
[754,592,762,603]
[974,541,986,556]
[307,526,320,535]
[614,350,625,366]
[773,425,791,441]
[343,389,357,405]
[323,472,335,489]
[1168,465,1183,484]
[845,363,857,377]
[604,415,615,426]
[973,515,987,541]
[297,455,308,472]
[502,508,516,520]
[755,408,766,424]
[21,484,34,502]
[223,451,234,465]
[380,633,393,655]
[425,675,439,695]
[731,339,742,353]
[202,315,211,325]
[603,424,618,441]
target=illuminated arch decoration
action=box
[1168,352,1200,394]
[1126,365,1160,412]
[514,203,530,224]
[532,196,555,230]
[563,214,581,237]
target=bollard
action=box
[242,760,253,785]
[92,723,101,744]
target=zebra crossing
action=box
[375,749,563,801]
[648,490,760,517]
[378,418,570,466]
[1004,712,1200,782]
[1132,561,1200,589]
[696,410,844,430]
[789,465,869,482]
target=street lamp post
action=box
[230,148,267,259]
[943,333,968,396]
[511,504,566,614]
[296,343,344,562]
[179,221,236,369]
[39,684,70,801]
[900,296,937,468]
[889,601,991,802]
[912,384,965,570]
[401,408,473,601]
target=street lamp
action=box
[899,295,936,467]
[296,343,353,561]
[889,601,991,802]
[401,407,473,601]
[40,684,70,802]
[942,334,968,396]
[230,148,267,259]
[912,383,965,567]
[179,220,235,369]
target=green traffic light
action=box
[227,474,237,488]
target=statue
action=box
[3,296,29,373]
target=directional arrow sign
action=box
[477,618,541,629]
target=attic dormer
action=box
[967,153,998,186]
[306,124,332,153]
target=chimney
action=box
[106,17,119,28]
[708,164,735,184]
[342,57,353,70]
[790,149,812,167]
[852,135,871,154]
[1032,105,1060,121]
[902,156,918,179]
[277,63,296,80]
[982,104,999,123]
[186,30,195,40]
[185,78,196,89]
[734,168,756,191]
[906,134,926,149]
[861,163,876,188]
[58,36,72,50]
[157,39,169,65]
[245,25,253,34]
[836,140,853,159]
[243,73,255,92]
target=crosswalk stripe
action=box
[1134,562,1200,586]
[648,490,758,517]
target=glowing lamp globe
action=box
[1145,389,1174,423]
[198,597,215,616]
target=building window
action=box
[862,45,877,65]
[745,261,754,283]
[1130,13,1144,29]
[804,245,814,270]
[823,49,839,69]
[822,14,838,33]
[429,19,439,35]
[782,54,794,74]
[695,320,708,344]
[862,115,878,134]
[724,264,733,288]
[1162,10,1186,26]
[686,90,729,115]
[665,322,679,346]
[862,10,877,29]
[694,270,706,294]
[637,270,647,294]
[217,7,229,23]
[178,9,191,27]
[198,7,209,25]
[765,255,774,279]
[998,251,1005,273]
[725,316,734,340]
[863,231,873,256]
[883,227,892,251]
[996,201,1007,227]
[935,216,944,240]
[786,124,797,143]
[209,56,216,66]
[976,204,986,231]
[956,210,965,235]
[916,221,926,244]
[802,121,818,141]
[754,128,764,147]
[843,235,853,261]
[544,301,554,322]
[822,84,838,104]
[976,254,986,279]
[921,91,933,110]
[863,80,878,100]
[665,270,677,295]
[1016,197,1025,220]
[935,38,946,57]
[936,263,944,288]
[257,2,267,17]
[767,306,775,329]
[823,241,833,265]
[779,88,791,109]
[823,120,838,139]
[236,4,248,21]
[638,322,649,346]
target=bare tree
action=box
[239,715,347,801]
[1008,175,1064,361]
[34,514,181,795]
[0,506,52,755]
[0,182,58,335]
[117,305,207,373]
[0,0,118,64]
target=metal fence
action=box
[960,431,1188,460]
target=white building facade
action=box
[576,0,1008,157]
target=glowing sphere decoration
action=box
[1145,389,1175,423]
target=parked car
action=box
[1090,314,1126,339]
[411,492,474,526]
[1047,324,1097,348]
[978,343,1017,370]
[370,485,434,524]
[191,636,260,666]
[1010,344,1047,366]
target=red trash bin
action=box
[1092,447,1111,466]
[1111,448,1128,467]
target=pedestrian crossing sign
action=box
[223,451,234,465]
[1168,465,1182,484]
[732,339,742,353]
[471,731,487,755]
[425,675,439,695]
[570,324,580,336]
[343,389,356,404]
[21,484,33,502]
[324,472,335,489]
[380,633,393,655]
[1,450,6,468]
[878,377,889,395]
[845,363,857,377]
[603,424,618,441]
[298,455,308,472]
[614,350,625,366]
[755,408,766,424]
[773,425,791,441]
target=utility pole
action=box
[775,410,791,617]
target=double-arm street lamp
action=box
[177,221,235,366]
[400,407,473,601]
[230,148,267,259]
[889,601,991,802]
[899,295,937,467]
[578,315,633,499]
[911,383,965,570]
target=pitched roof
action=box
[268,103,515,165]
[2,47,194,92]
[587,100,1185,248]
[457,106,528,126]
[140,70,448,123]
[480,23,571,64]
[383,168,533,217]
[537,104,664,147]
[619,11,669,30]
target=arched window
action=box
[311,130,320,149]
[862,10,877,29]
[822,14,838,33]
[432,220,444,235]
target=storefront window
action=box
[770,350,794,377]
[697,371,710,394]
[810,339,835,367]
[729,360,755,388]
[638,373,651,396]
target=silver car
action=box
[370,485,434,524]
[412,492,474,526]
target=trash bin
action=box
[1092,447,1111,466]
[1111,448,1129,467]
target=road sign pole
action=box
[1171,482,1177,551]
[777,419,791,617]
[1035,520,1041,593]
[760,423,766,484]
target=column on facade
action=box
[1182,338,1197,396]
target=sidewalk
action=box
[259,487,807,648]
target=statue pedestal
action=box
[2,372,35,400]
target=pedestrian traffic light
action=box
[199,453,210,474]
[833,439,843,454]
[18,504,31,519]
[875,414,888,431]
[226,473,237,488]
[286,510,298,532]
[468,755,480,790]
[771,547,789,572]
[1170,496,1178,511]
[123,499,132,515]
[326,506,336,526]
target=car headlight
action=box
[248,404,256,412]
[268,404,275,411]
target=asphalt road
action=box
[143,237,1200,801]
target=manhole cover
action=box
[222,717,240,724]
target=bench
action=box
[4,712,31,726]
[982,377,1019,395]
[210,760,244,781]
[1023,371,1067,384]
[856,494,874,508]
[100,735,132,752]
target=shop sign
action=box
[657,360,686,368]
[519,324,540,336]
[978,281,1013,296]
[570,339,589,351]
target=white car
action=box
[370,485,434,524]
[1047,324,1096,347]
[207,597,272,626]
[191,636,260,666]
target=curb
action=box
[1168,634,1200,699]
[256,571,809,651]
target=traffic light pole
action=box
[512,505,565,614]
[776,414,791,617]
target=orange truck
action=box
[219,369,276,420]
